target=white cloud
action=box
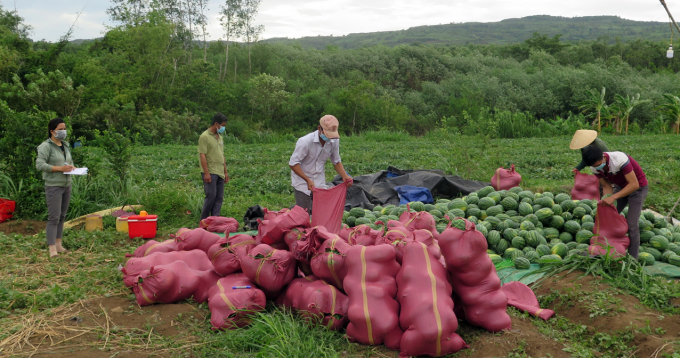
[15,0,680,42]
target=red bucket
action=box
[128,215,158,239]
[0,198,16,223]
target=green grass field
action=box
[1,132,679,357]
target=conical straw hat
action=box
[569,130,598,150]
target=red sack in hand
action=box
[310,238,351,290]
[174,228,222,253]
[397,242,467,357]
[501,282,555,320]
[241,244,297,299]
[207,273,266,330]
[199,216,240,233]
[122,250,213,287]
[588,201,629,258]
[344,245,403,349]
[399,209,439,239]
[256,205,310,245]
[128,239,178,258]
[439,220,511,332]
[207,234,257,276]
[348,225,382,246]
[263,207,290,220]
[311,184,348,234]
[491,164,521,191]
[132,261,220,306]
[276,275,350,331]
[572,172,600,200]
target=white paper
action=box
[64,167,88,175]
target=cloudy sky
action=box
[12,0,679,42]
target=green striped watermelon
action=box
[525,251,541,263]
[501,197,518,211]
[543,227,560,240]
[478,186,495,198]
[535,208,554,223]
[511,236,526,249]
[559,232,573,243]
[551,243,569,258]
[487,192,502,204]
[504,228,519,241]
[561,200,577,213]
[638,252,655,266]
[478,197,496,210]
[646,247,662,261]
[669,255,680,267]
[464,196,479,205]
[581,222,595,231]
[489,254,504,264]
[504,248,524,260]
[564,220,581,235]
[554,193,571,204]
[550,215,565,230]
[650,236,670,251]
[575,230,593,244]
[520,221,535,231]
[487,230,502,246]
[514,257,531,269]
[536,244,552,256]
[495,239,510,254]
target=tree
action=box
[107,0,149,26]
[219,0,242,82]
[237,0,264,75]
[579,87,607,132]
[1,69,84,118]
[247,74,289,125]
[657,94,680,134]
[613,94,649,135]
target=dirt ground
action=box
[0,219,45,236]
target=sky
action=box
[11,0,680,42]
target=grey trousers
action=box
[613,185,649,260]
[294,190,313,214]
[201,173,224,220]
[45,186,71,246]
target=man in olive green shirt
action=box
[198,113,229,220]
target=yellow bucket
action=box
[85,215,103,231]
[116,216,129,233]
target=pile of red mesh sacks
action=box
[122,208,552,356]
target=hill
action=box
[264,15,672,49]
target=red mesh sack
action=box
[588,201,629,258]
[241,244,297,298]
[276,275,350,331]
[174,228,222,253]
[132,260,220,306]
[199,216,240,233]
[338,227,352,242]
[207,273,266,330]
[311,184,348,234]
[284,226,337,264]
[571,172,601,200]
[343,245,403,349]
[439,220,511,332]
[310,238,351,290]
[127,239,178,258]
[491,164,522,191]
[256,205,310,245]
[207,234,257,276]
[122,250,213,287]
[0,198,16,222]
[378,226,441,264]
[397,242,468,357]
[263,207,290,220]
[399,209,439,239]
[348,225,382,246]
[501,282,555,320]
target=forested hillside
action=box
[265,15,674,49]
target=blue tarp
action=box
[394,185,434,205]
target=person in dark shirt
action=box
[582,145,648,259]
[570,130,610,173]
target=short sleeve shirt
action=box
[288,130,341,195]
[198,129,225,179]
[592,152,648,188]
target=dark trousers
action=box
[613,185,649,260]
[201,173,224,220]
[45,186,71,245]
[294,189,313,214]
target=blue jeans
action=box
[201,173,224,219]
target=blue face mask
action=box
[319,133,329,142]
[217,126,226,134]
[593,161,606,171]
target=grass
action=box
[1,133,680,356]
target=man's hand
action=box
[602,196,616,206]
[60,165,75,172]
[306,178,315,191]
[343,176,354,188]
[572,168,580,175]
[203,173,212,183]
[224,171,230,184]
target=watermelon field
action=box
[1,132,680,357]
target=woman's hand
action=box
[59,165,75,172]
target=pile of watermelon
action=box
[342,186,680,270]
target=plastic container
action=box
[0,198,15,223]
[116,216,129,233]
[85,215,103,231]
[128,215,158,239]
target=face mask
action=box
[319,133,329,142]
[217,126,226,134]
[593,161,606,171]
[54,130,67,140]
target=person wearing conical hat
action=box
[570,130,609,174]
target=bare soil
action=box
[0,219,45,236]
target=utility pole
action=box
[660,0,680,35]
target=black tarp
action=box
[330,167,490,211]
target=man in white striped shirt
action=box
[288,115,353,213]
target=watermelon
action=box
[535,197,554,208]
[513,257,531,269]
[448,199,467,211]
[559,232,573,243]
[479,221,493,232]
[535,208,554,223]
[554,193,571,204]
[507,192,520,201]
[450,209,467,219]
[581,222,595,231]
[520,198,533,205]
[478,186,495,198]
[511,236,526,249]
[549,215,565,230]
[535,221,544,229]
[489,254,504,264]
[504,228,519,241]
[349,207,365,218]
[538,254,563,267]
[387,215,399,221]
[566,241,579,250]
[355,217,372,226]
[581,215,594,224]
[549,239,562,247]
[549,204,563,216]
[498,190,508,199]
[672,233,680,243]
[561,212,574,222]
[518,202,533,216]
[520,221,535,231]
[638,252,655,266]
[646,247,662,261]
[487,192,502,204]
[468,216,480,225]
[495,239,510,254]
[464,196,479,205]
[532,204,543,213]
[376,215,390,223]
[429,210,444,218]
[524,214,539,226]
[666,243,680,255]
[423,204,436,212]
[525,231,540,248]
[381,205,395,215]
[536,244,552,256]
[505,219,520,230]
[487,205,504,217]
[654,217,668,229]
[501,197,518,211]
[478,197,496,210]
[504,248,523,260]
[662,250,675,263]
[436,199,451,204]
[551,243,568,258]
[525,251,541,263]
[575,230,593,244]
[572,206,587,219]
[564,221,581,235]
[640,231,655,243]
[576,243,590,250]
[542,192,554,200]
[518,191,534,201]
[650,236,670,251]
[451,218,466,230]
[495,221,509,232]
[643,211,656,222]
[487,230,502,246]
[509,187,523,194]
[496,213,511,221]
[543,227,560,240]
[561,200,577,213]
[436,223,447,234]
[669,255,680,267]
[467,207,481,218]
[435,203,449,213]
[346,216,356,227]
[504,210,518,217]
